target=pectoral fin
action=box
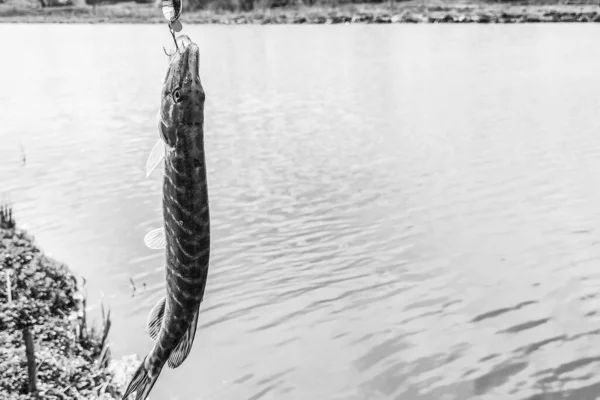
[146,139,165,178]
[144,228,166,250]
[147,297,166,340]
[167,310,199,369]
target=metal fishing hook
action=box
[163,24,180,57]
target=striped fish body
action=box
[124,36,209,400]
[145,96,209,366]
[157,103,210,360]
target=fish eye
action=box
[173,89,181,102]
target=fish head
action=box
[160,35,205,147]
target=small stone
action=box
[374,15,392,23]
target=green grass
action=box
[0,205,127,399]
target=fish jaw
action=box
[160,37,205,148]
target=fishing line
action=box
[162,0,183,55]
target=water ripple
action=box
[5,24,600,400]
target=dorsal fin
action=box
[167,310,199,369]
[147,297,166,340]
[144,228,166,250]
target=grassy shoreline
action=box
[0,206,136,399]
[2,1,600,23]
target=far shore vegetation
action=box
[2,0,600,23]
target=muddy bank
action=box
[0,206,137,399]
[1,2,600,23]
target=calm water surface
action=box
[3,23,600,399]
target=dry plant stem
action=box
[23,327,38,398]
[5,270,11,303]
[5,224,37,398]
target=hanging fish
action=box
[123,35,210,400]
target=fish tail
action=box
[123,356,162,400]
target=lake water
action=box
[3,23,600,400]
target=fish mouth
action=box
[173,35,199,83]
[163,35,204,127]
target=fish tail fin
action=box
[123,357,162,400]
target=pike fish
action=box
[123,35,210,400]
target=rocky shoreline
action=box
[0,206,136,399]
[1,2,600,24]
[190,9,600,24]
